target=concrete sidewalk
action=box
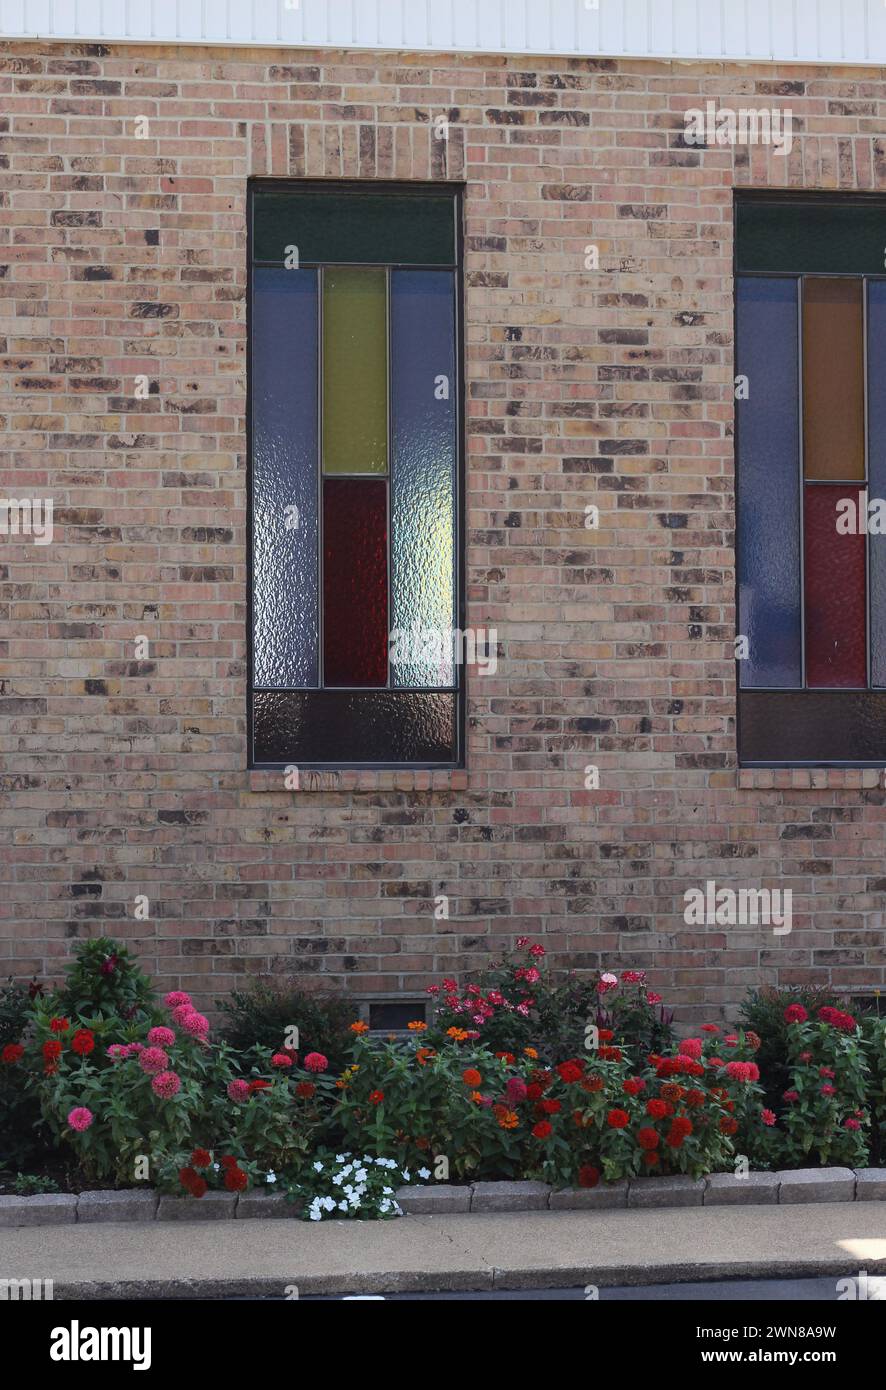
[4,1201,886,1297]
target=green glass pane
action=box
[254,191,456,266]
[322,268,388,476]
[736,200,886,274]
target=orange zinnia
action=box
[524,1047,538,1059]
[407,1021,427,1032]
[497,1110,519,1130]
[350,1021,369,1034]
[446,1027,469,1041]
[416,1047,436,1066]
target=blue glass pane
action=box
[736,277,802,688]
[391,270,456,688]
[869,282,886,687]
[252,267,318,687]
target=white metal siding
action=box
[1,0,885,65]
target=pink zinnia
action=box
[164,991,191,1009]
[505,1077,527,1105]
[679,1038,703,1059]
[227,1080,249,1101]
[845,1118,861,1131]
[148,1026,176,1047]
[646,992,662,1005]
[598,973,619,994]
[139,1046,169,1075]
[171,1004,194,1026]
[106,1044,127,1061]
[621,970,646,984]
[761,1109,776,1126]
[68,1106,94,1132]
[181,1012,209,1037]
[271,1053,293,1069]
[529,944,545,958]
[701,1023,720,1033]
[821,1084,836,1097]
[303,1052,328,1073]
[783,1089,799,1103]
[151,1070,181,1098]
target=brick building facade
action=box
[3,32,886,1025]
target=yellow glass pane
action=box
[323,268,388,475]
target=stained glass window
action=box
[249,184,462,767]
[736,196,886,764]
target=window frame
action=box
[734,190,886,768]
[246,178,467,771]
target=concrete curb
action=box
[0,1166,882,1228]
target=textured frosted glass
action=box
[322,268,388,476]
[391,270,457,688]
[323,479,388,687]
[870,282,886,686]
[804,484,867,688]
[740,691,886,765]
[253,691,458,765]
[252,267,318,687]
[254,191,456,267]
[736,277,802,687]
[802,278,865,481]
[736,202,886,276]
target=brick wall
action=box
[2,39,885,1025]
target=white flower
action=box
[379,1199,391,1213]
[313,1161,324,1172]
[212,1163,220,1172]
[355,1169,368,1183]
[382,1186,393,1195]
[322,1196,336,1211]
[338,1200,348,1212]
[417,1167,431,1181]
[402,1170,411,1182]
[308,1208,322,1221]
[335,1154,347,1164]
[266,1171,277,1184]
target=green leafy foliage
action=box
[216,977,353,1073]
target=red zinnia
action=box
[71,1029,95,1056]
[578,1165,600,1189]
[556,1061,584,1084]
[190,1148,211,1168]
[541,1099,561,1114]
[607,1109,630,1129]
[2,1043,24,1064]
[646,1098,668,1119]
[49,1017,70,1033]
[719,1116,739,1136]
[369,1090,384,1105]
[637,1127,660,1151]
[42,1039,62,1060]
[784,1003,808,1024]
[248,1079,271,1093]
[295,1082,316,1099]
[623,1077,645,1096]
[223,1166,248,1192]
[532,1121,553,1139]
[179,1166,199,1192]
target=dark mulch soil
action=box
[0,1157,132,1196]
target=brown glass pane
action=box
[802,278,865,480]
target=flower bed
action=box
[2,937,885,1219]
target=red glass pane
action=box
[323,479,388,687]
[804,485,867,688]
